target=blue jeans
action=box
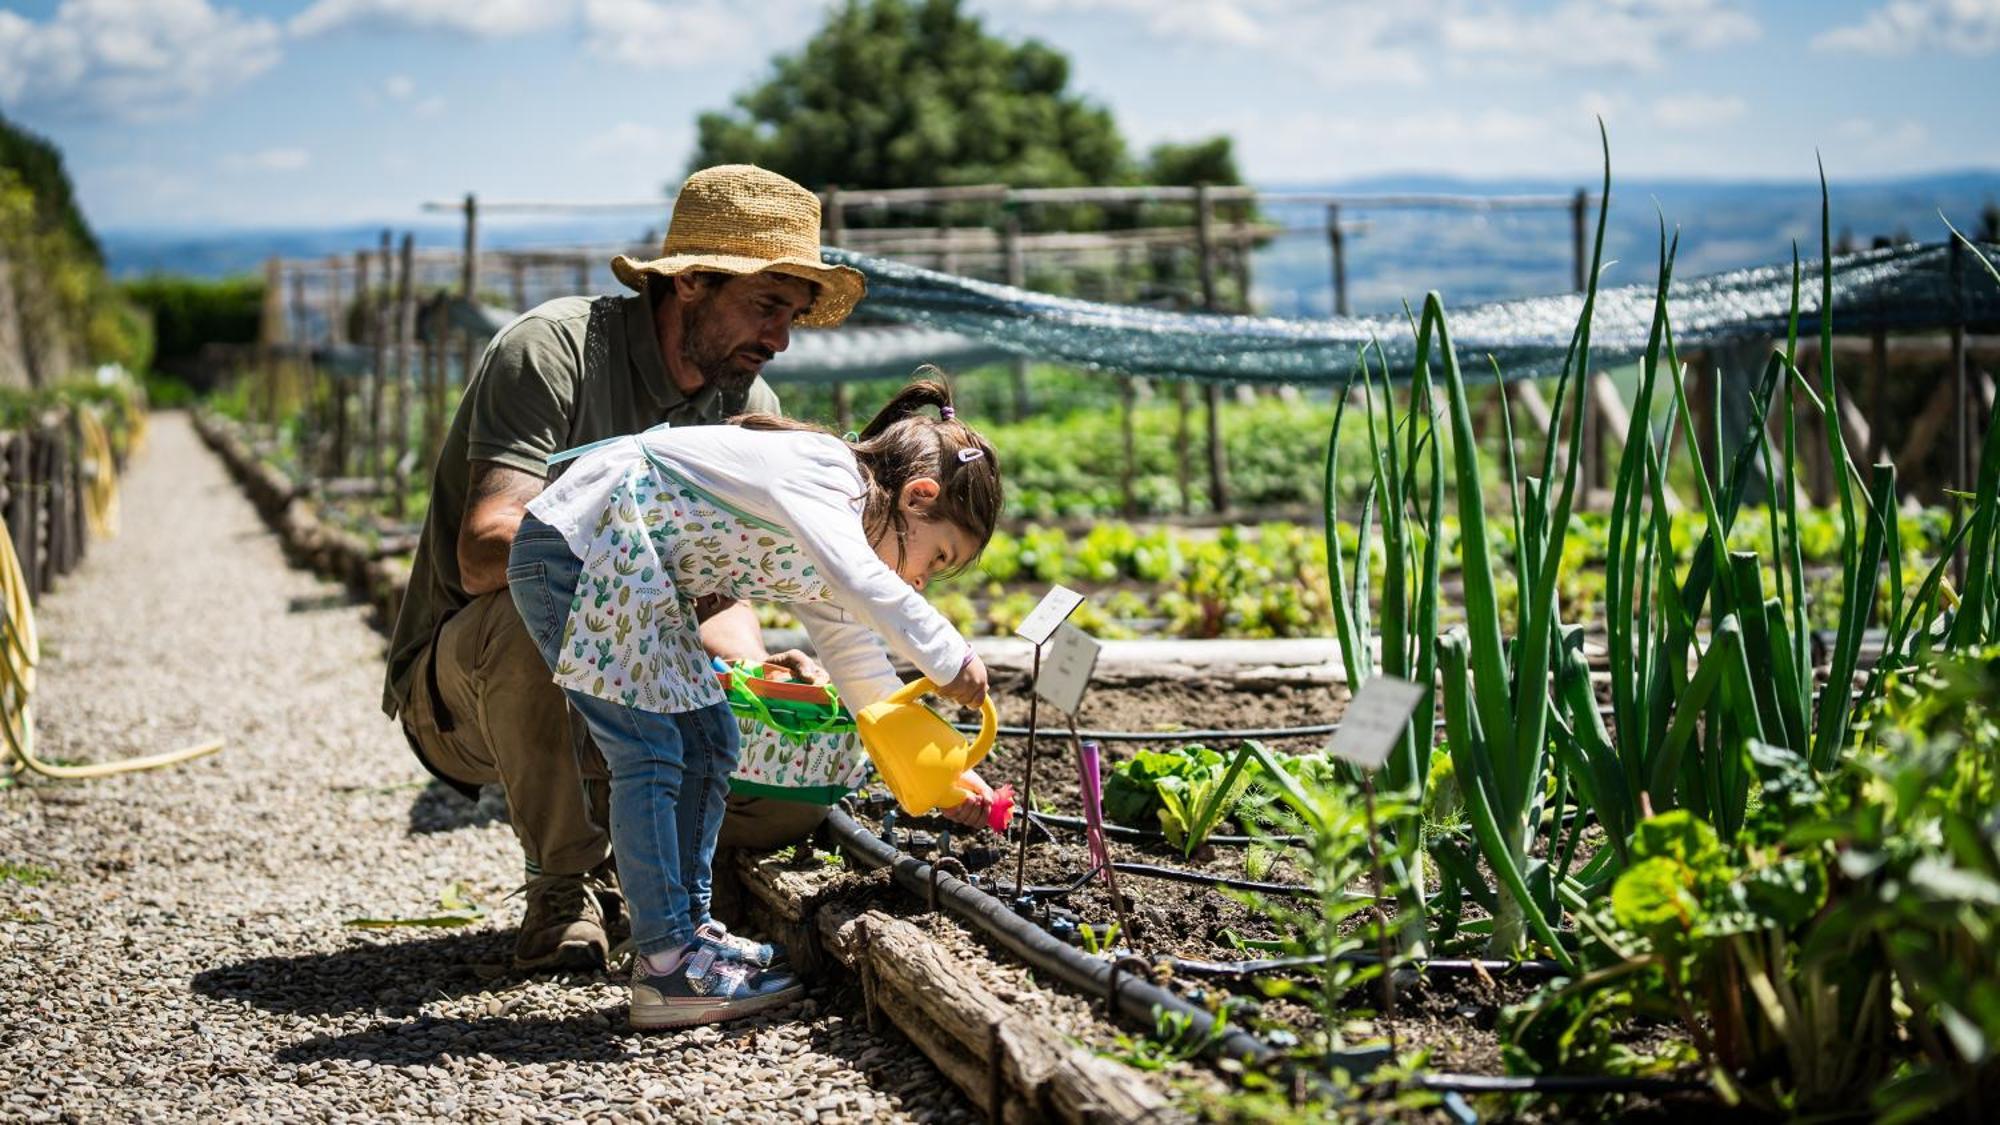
[507,512,740,955]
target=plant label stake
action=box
[1328,675,1427,1046]
[1016,584,1085,648]
[1072,732,1139,955]
[1013,587,1086,899]
[1328,676,1427,771]
[1036,621,1100,716]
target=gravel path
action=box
[0,414,972,1123]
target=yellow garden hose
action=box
[76,407,119,540]
[2,502,221,780]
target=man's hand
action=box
[936,651,989,709]
[762,649,828,685]
[457,461,545,596]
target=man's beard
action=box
[681,302,768,395]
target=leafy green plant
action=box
[1227,741,1400,1061]
[1830,651,2000,1121]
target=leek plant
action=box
[1323,134,2000,969]
[1323,337,1443,955]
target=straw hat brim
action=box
[609,252,866,327]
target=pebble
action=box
[0,416,978,1124]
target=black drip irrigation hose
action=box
[825,809,1717,1109]
[952,719,1343,742]
[1411,1073,1709,1096]
[1026,810,1307,847]
[1170,952,1568,980]
[825,808,1283,1072]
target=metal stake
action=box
[1011,641,1043,897]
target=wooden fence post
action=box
[323,255,348,477]
[393,232,416,518]
[823,187,851,430]
[1195,183,1230,514]
[1327,203,1349,318]
[460,191,480,430]
[1003,210,1031,420]
[5,433,31,596]
[1119,377,1137,518]
[426,305,447,475]
[371,230,391,490]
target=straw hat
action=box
[611,165,865,327]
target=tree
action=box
[1142,136,1243,189]
[690,0,1128,191]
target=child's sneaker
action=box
[693,920,787,969]
[629,947,803,1030]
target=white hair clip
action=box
[956,447,985,463]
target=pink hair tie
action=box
[939,406,955,421]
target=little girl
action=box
[507,378,1000,1029]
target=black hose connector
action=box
[826,808,1283,1073]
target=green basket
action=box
[714,660,856,741]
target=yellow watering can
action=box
[855,677,1004,821]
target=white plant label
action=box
[1328,676,1427,771]
[1035,622,1101,716]
[1015,584,1086,647]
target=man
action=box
[382,165,866,971]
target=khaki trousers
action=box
[400,590,829,876]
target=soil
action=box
[834,673,1726,1121]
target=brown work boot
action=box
[512,872,609,972]
[588,858,629,948]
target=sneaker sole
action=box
[513,939,607,973]
[629,980,806,1031]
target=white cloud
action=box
[290,0,566,38]
[220,147,312,173]
[578,0,820,67]
[1652,92,1747,130]
[0,0,281,121]
[1834,116,1931,161]
[581,121,680,158]
[1163,104,1591,182]
[1011,0,1758,82]
[1440,0,1760,73]
[289,0,818,67]
[1811,0,2000,55]
[375,73,445,117]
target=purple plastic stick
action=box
[1076,739,1110,871]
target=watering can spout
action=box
[854,678,999,817]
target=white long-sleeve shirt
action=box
[526,425,969,715]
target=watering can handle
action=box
[885,677,998,759]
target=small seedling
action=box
[345,881,487,929]
[1078,921,1120,956]
[1103,1004,1231,1072]
[0,861,57,887]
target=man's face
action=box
[680,272,816,391]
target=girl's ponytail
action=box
[857,370,954,440]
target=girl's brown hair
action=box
[734,369,1002,576]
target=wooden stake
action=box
[1003,212,1032,420]
[370,230,391,490]
[392,232,416,518]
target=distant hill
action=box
[101,171,2000,318]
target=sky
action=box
[1,0,1996,230]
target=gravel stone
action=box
[0,415,976,1123]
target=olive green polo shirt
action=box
[381,290,780,717]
